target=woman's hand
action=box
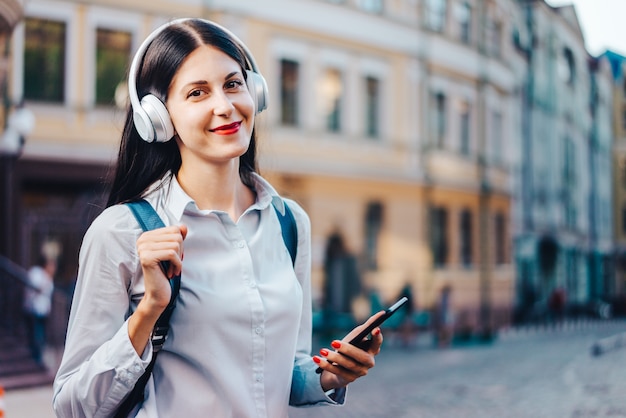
[314,311,385,392]
[136,224,188,312]
[128,224,187,354]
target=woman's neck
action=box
[176,162,255,222]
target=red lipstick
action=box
[210,121,241,135]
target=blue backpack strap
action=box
[116,199,182,417]
[272,199,298,267]
[127,199,165,230]
[126,199,180,351]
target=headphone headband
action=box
[128,18,268,143]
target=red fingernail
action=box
[312,356,321,364]
[373,328,381,336]
[320,348,329,356]
[331,341,341,349]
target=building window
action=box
[495,212,506,265]
[96,28,131,106]
[280,59,300,126]
[488,20,502,57]
[358,0,383,13]
[559,48,576,86]
[431,92,446,148]
[460,102,471,155]
[563,137,575,186]
[365,76,380,138]
[320,68,343,133]
[563,137,577,229]
[460,209,473,267]
[456,2,472,44]
[425,0,447,32]
[492,111,503,164]
[23,18,66,103]
[364,202,383,270]
[622,108,626,131]
[430,206,448,267]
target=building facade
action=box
[512,0,615,321]
[605,50,626,301]
[1,0,616,345]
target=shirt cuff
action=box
[107,320,153,389]
[290,357,347,407]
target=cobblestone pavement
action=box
[290,320,626,418]
[5,320,626,418]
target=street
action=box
[5,320,626,418]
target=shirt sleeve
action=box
[52,205,153,418]
[286,199,347,407]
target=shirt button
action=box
[133,365,142,373]
[255,374,263,383]
[255,327,263,335]
[237,241,245,248]
[249,281,257,288]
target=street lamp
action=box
[0,104,34,259]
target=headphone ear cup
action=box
[133,105,156,143]
[136,94,175,143]
[246,70,269,115]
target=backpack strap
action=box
[272,199,298,267]
[115,199,180,418]
[126,199,181,351]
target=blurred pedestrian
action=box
[397,283,415,347]
[548,287,566,324]
[323,232,362,330]
[23,255,56,365]
[436,285,454,348]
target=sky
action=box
[545,0,626,56]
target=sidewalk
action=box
[6,318,624,417]
[4,384,55,418]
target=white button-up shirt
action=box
[53,173,344,417]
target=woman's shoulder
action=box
[83,204,142,245]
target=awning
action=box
[0,0,24,33]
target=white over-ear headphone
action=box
[128,18,269,143]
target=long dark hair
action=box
[106,19,258,207]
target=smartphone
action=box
[315,296,409,373]
[348,296,409,350]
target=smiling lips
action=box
[210,121,241,135]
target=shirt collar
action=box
[159,172,284,221]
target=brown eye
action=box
[225,79,244,90]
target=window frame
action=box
[280,58,301,127]
[94,27,132,107]
[319,67,344,133]
[459,209,473,267]
[22,17,67,103]
[425,0,448,33]
[364,75,381,139]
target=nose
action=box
[212,90,235,117]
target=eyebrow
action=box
[182,71,242,89]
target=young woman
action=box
[53,18,384,417]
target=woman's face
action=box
[166,44,255,168]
